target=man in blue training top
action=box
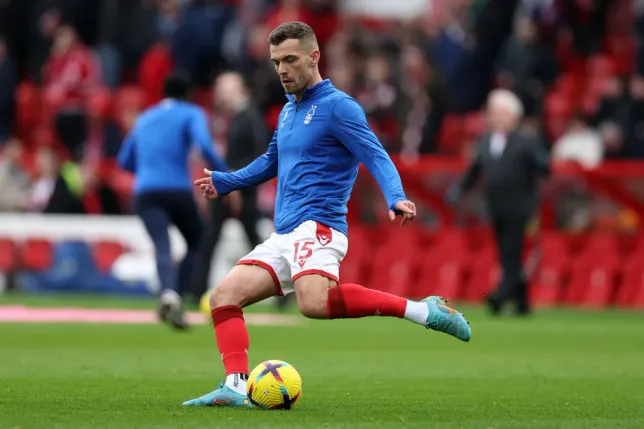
[118,73,227,331]
[184,22,471,407]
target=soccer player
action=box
[117,73,228,330]
[183,22,470,407]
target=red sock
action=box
[327,283,407,319]
[211,305,249,375]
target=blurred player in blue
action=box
[118,73,227,330]
[184,22,471,407]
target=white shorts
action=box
[237,220,348,295]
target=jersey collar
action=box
[285,79,332,104]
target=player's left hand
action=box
[194,168,218,200]
[389,200,416,226]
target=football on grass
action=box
[247,360,302,410]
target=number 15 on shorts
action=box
[294,241,315,268]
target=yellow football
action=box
[247,360,302,410]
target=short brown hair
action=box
[268,21,318,47]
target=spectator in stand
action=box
[27,147,85,214]
[495,16,558,117]
[354,53,404,151]
[450,89,550,316]
[0,139,30,212]
[43,25,101,161]
[552,113,603,168]
[0,37,16,144]
[245,24,286,112]
[593,75,629,127]
[622,75,644,158]
[597,121,624,160]
[560,0,611,56]
[156,0,230,86]
[191,71,267,303]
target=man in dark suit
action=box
[191,71,267,301]
[451,89,550,315]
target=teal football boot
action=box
[422,296,471,342]
[182,382,253,408]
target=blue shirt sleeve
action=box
[331,98,407,211]
[188,108,228,172]
[211,130,279,195]
[117,132,136,173]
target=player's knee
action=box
[295,287,329,319]
[210,274,243,309]
[297,296,327,319]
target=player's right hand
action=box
[194,168,219,200]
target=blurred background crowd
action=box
[0,0,640,224]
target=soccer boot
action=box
[182,383,253,408]
[422,296,471,342]
[157,290,189,331]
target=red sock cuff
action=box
[327,286,347,319]
[211,305,244,326]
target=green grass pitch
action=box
[1,296,643,428]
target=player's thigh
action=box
[289,221,347,318]
[211,236,291,309]
[293,274,337,319]
[210,264,278,309]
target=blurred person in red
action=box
[450,89,550,316]
[0,138,30,212]
[43,25,101,161]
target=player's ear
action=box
[310,50,320,67]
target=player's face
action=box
[270,39,318,96]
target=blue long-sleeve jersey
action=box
[211,80,406,236]
[117,99,227,195]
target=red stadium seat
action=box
[0,239,17,272]
[338,227,371,286]
[20,239,54,272]
[367,226,423,297]
[437,115,466,153]
[529,233,569,308]
[462,246,499,303]
[464,227,493,253]
[417,253,467,302]
[629,276,644,309]
[93,241,127,273]
[564,234,620,308]
[414,228,471,300]
[614,251,644,308]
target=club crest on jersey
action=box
[317,234,330,246]
[304,105,317,124]
[315,223,332,246]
